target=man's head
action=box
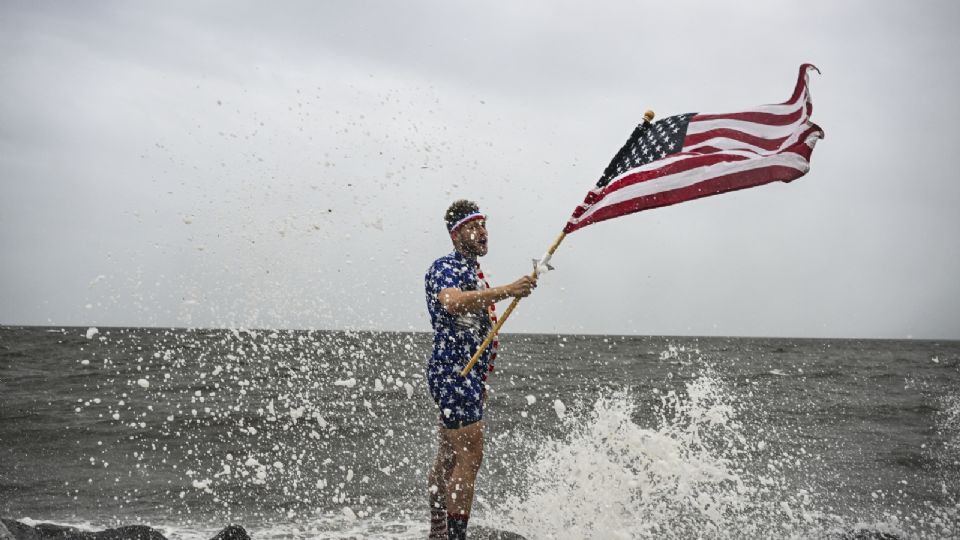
[445,199,488,257]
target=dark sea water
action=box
[1,326,958,539]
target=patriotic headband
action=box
[448,212,486,234]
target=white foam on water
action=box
[552,399,566,418]
[941,390,960,460]
[494,375,886,540]
[333,377,357,388]
[929,389,960,537]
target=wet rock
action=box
[0,521,248,540]
[470,526,526,540]
[840,530,901,540]
[0,520,14,540]
[0,520,164,540]
[208,526,249,540]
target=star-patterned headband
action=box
[448,212,486,234]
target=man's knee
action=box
[470,446,483,470]
[458,426,484,469]
[458,440,482,466]
[444,422,484,463]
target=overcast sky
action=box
[2,1,958,339]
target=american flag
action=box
[564,64,824,234]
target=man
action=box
[424,200,536,539]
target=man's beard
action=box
[464,239,487,257]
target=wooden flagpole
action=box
[458,109,656,378]
[459,230,567,377]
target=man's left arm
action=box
[438,275,536,315]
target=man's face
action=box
[454,219,488,257]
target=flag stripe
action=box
[589,152,751,208]
[568,151,811,228]
[697,88,810,119]
[684,128,796,153]
[685,115,808,140]
[572,127,821,224]
[569,152,744,220]
[691,102,807,125]
[570,163,810,229]
[564,65,823,234]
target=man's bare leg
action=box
[442,420,484,539]
[427,427,455,539]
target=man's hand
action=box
[505,275,537,298]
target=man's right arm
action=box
[438,275,537,315]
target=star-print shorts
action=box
[426,360,486,429]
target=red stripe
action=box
[475,262,498,371]
[605,152,749,191]
[691,106,804,126]
[683,128,794,153]
[690,64,817,124]
[569,152,750,219]
[565,163,808,233]
[788,64,819,105]
[449,213,485,234]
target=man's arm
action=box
[439,275,537,316]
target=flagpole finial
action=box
[643,110,655,123]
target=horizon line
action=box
[2,323,957,343]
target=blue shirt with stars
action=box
[424,251,493,376]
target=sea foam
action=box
[496,376,851,539]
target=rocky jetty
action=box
[0,520,249,540]
[840,530,902,540]
[0,519,901,539]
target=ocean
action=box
[1,326,958,539]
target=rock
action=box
[0,520,15,540]
[469,526,527,540]
[0,521,248,540]
[208,526,249,540]
[0,520,165,540]
[840,530,901,540]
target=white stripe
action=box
[687,89,810,137]
[568,152,810,227]
[449,212,485,233]
[686,113,809,141]
[683,128,804,156]
[693,86,810,118]
[684,112,820,157]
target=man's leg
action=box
[427,426,454,539]
[441,420,484,540]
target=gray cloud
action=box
[2,1,959,339]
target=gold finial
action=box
[643,110,655,123]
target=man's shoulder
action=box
[425,252,470,285]
[426,252,465,272]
